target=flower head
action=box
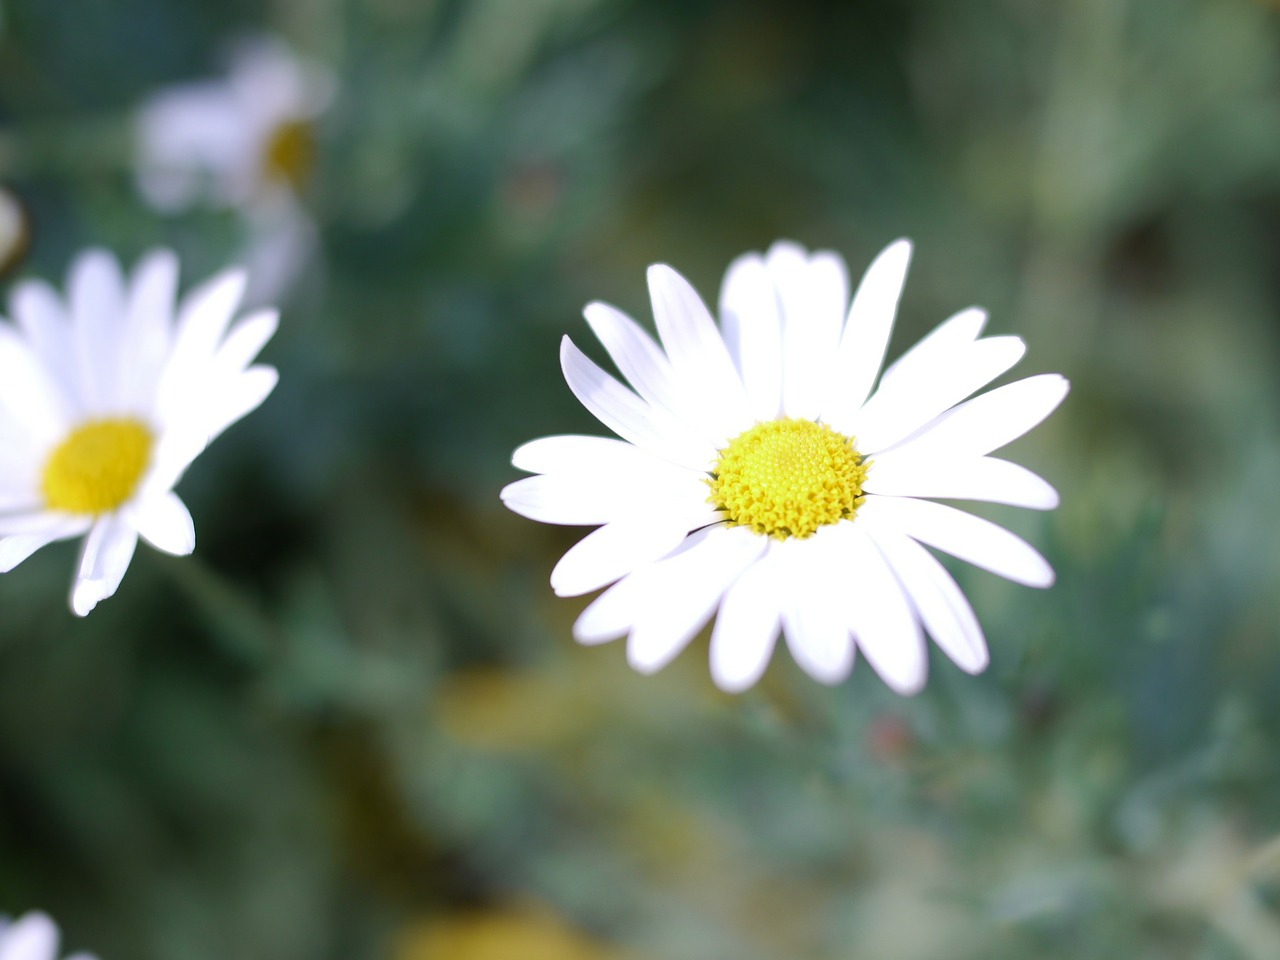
[0,248,279,615]
[502,240,1069,694]
[0,911,96,960]
[135,38,334,212]
[134,40,333,306]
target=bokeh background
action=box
[2,0,1280,957]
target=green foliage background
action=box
[2,0,1280,957]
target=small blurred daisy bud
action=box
[0,185,31,279]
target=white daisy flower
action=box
[0,911,96,960]
[502,240,1069,694]
[134,37,334,212]
[134,40,333,306]
[0,248,279,615]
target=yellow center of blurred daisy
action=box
[41,419,153,515]
[263,119,316,190]
[709,418,868,539]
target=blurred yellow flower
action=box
[395,906,633,960]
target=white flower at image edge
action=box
[0,248,279,615]
[0,912,96,960]
[502,240,1069,694]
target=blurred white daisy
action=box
[502,240,1069,694]
[135,37,333,212]
[0,186,30,278]
[0,248,279,615]
[134,38,333,304]
[0,911,95,960]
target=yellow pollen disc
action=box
[709,418,869,539]
[262,119,316,190]
[41,418,153,515]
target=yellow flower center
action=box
[41,418,153,515]
[262,119,316,190]
[709,418,869,539]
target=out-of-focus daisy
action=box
[0,911,96,960]
[0,186,31,278]
[0,248,278,615]
[502,240,1069,694]
[134,38,333,304]
[135,37,333,212]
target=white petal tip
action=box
[581,301,613,323]
[803,665,854,687]
[625,647,667,676]
[883,673,928,697]
[1037,490,1062,510]
[710,670,762,695]
[646,263,675,284]
[549,571,595,599]
[884,237,913,259]
[71,581,109,617]
[954,652,990,675]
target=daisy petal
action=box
[863,522,988,673]
[560,337,715,470]
[128,491,196,556]
[67,249,128,411]
[512,434,701,482]
[877,306,987,391]
[626,525,766,674]
[71,515,139,616]
[778,533,856,685]
[647,264,751,439]
[859,495,1055,588]
[0,512,72,536]
[582,302,683,418]
[501,470,708,526]
[573,527,713,645]
[8,279,77,405]
[165,268,248,375]
[585,301,739,448]
[837,523,927,695]
[550,510,706,597]
[0,912,59,960]
[121,249,180,410]
[0,326,75,442]
[718,253,783,421]
[773,245,847,419]
[882,373,1071,459]
[850,336,1026,453]
[0,517,92,573]
[202,365,279,441]
[864,455,1060,509]
[709,549,781,692]
[822,239,912,427]
[213,308,278,376]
